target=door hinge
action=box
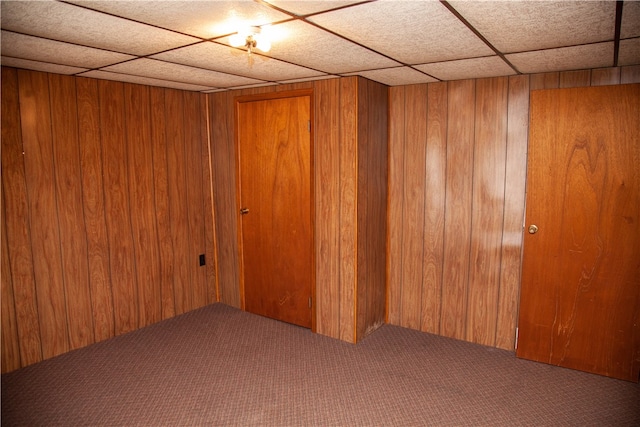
[515,327,519,350]
[308,296,312,309]
[307,120,311,132]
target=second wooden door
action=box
[237,93,313,328]
[517,84,639,381]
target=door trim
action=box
[234,89,315,332]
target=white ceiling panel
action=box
[621,1,640,39]
[78,70,215,91]
[0,1,199,56]
[102,58,262,88]
[618,38,640,67]
[309,0,494,64]
[257,20,399,74]
[1,1,638,91]
[151,41,324,82]
[415,56,515,81]
[345,67,438,86]
[0,56,88,75]
[68,1,292,39]
[449,1,615,53]
[265,1,365,17]
[1,30,135,69]
[506,42,614,74]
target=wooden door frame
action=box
[234,89,316,332]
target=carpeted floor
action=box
[2,303,639,426]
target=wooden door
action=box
[236,92,313,328]
[517,84,639,381]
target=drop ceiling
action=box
[1,0,639,92]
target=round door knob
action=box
[528,224,538,234]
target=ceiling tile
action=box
[0,1,199,56]
[102,58,262,88]
[344,67,437,86]
[415,56,516,81]
[618,38,640,67]
[621,1,640,39]
[280,75,339,84]
[506,42,613,74]
[265,1,364,16]
[0,56,88,75]
[256,20,399,74]
[78,70,214,91]
[1,31,135,69]
[449,1,615,53]
[227,82,279,90]
[67,1,292,39]
[309,0,494,64]
[151,41,324,82]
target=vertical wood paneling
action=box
[386,86,405,326]
[18,69,70,359]
[621,65,640,83]
[467,77,508,346]
[208,91,240,307]
[76,77,115,342]
[495,75,529,350]
[2,68,215,373]
[165,89,191,315]
[400,84,427,330]
[421,82,447,335]
[314,78,341,339]
[49,74,94,350]
[441,79,475,340]
[1,67,43,367]
[339,77,357,342]
[559,70,591,88]
[124,83,161,327]
[591,67,621,86]
[201,93,218,304]
[1,195,21,372]
[99,79,138,335]
[183,91,207,310]
[356,78,388,341]
[530,72,560,90]
[149,87,176,320]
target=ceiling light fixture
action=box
[229,26,271,55]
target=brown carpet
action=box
[2,303,639,426]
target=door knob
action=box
[240,208,249,215]
[528,224,538,234]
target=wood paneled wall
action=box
[1,67,216,373]
[387,65,640,351]
[208,76,387,343]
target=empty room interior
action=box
[1,0,639,425]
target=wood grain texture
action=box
[314,78,341,339]
[421,82,447,335]
[76,77,115,342]
[518,84,640,381]
[201,93,218,304]
[339,78,357,342]
[495,75,529,350]
[124,83,162,327]
[355,77,388,341]
[466,77,508,346]
[441,79,475,341]
[149,87,176,320]
[530,72,560,90]
[1,191,21,373]
[591,67,621,86]
[18,69,70,359]
[559,70,591,88]
[1,67,43,367]
[99,79,139,335]
[2,68,215,373]
[621,65,640,83]
[400,84,427,331]
[208,91,241,307]
[386,86,405,326]
[49,73,94,350]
